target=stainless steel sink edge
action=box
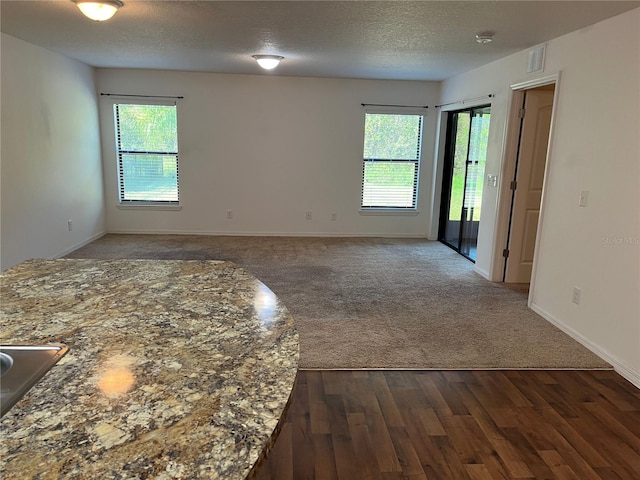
[0,344,69,418]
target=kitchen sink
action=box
[0,344,69,417]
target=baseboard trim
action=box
[473,265,490,279]
[530,302,640,389]
[105,229,430,239]
[54,231,107,259]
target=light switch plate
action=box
[579,190,588,207]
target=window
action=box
[361,112,423,210]
[114,102,179,204]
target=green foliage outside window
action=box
[364,114,421,160]
[448,110,490,220]
[117,104,177,152]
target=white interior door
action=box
[504,87,554,283]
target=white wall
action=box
[0,34,106,270]
[440,9,640,385]
[96,70,439,237]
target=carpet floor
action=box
[66,235,611,370]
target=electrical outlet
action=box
[331,212,337,221]
[226,210,233,219]
[572,286,581,305]
[305,211,312,220]
[67,220,73,232]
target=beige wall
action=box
[96,70,440,237]
[1,34,106,270]
[440,8,640,385]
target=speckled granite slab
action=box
[0,259,299,479]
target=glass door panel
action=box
[442,112,470,249]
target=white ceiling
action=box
[1,1,638,81]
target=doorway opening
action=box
[438,105,491,262]
[503,83,555,284]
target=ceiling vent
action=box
[527,44,546,74]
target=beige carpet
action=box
[66,235,610,370]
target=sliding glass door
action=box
[439,106,491,262]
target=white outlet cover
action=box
[572,286,581,304]
[579,190,588,207]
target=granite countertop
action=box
[0,259,299,479]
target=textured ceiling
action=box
[1,1,638,81]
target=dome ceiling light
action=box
[73,0,124,22]
[252,55,284,70]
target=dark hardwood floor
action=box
[252,370,640,480]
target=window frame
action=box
[113,99,181,208]
[360,107,425,214]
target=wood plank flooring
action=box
[252,370,640,480]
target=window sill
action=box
[117,203,182,211]
[359,208,419,216]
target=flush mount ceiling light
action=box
[73,0,123,22]
[252,55,284,70]
[475,32,494,44]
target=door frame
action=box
[493,73,561,303]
